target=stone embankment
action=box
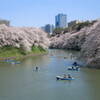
[50,19,100,68]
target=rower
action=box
[36,66,38,70]
[64,74,67,78]
[73,62,78,66]
[68,74,71,79]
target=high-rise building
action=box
[55,13,67,28]
[0,19,10,26]
[45,24,54,35]
[68,20,82,28]
[40,26,45,31]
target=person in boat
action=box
[68,74,71,79]
[64,57,67,59]
[64,74,67,78]
[73,62,78,66]
[72,66,74,69]
[11,62,14,64]
[76,65,79,69]
[50,52,54,57]
[36,66,38,70]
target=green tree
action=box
[52,28,64,35]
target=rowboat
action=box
[11,62,20,64]
[68,67,80,71]
[56,76,74,80]
[6,59,14,62]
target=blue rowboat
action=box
[6,60,14,62]
[56,76,74,80]
[11,62,20,64]
[68,67,80,71]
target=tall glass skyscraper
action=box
[55,13,67,28]
[45,24,54,35]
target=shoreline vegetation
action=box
[0,24,50,62]
[0,45,48,61]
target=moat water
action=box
[0,49,100,100]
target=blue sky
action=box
[0,0,100,28]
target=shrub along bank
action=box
[0,45,47,60]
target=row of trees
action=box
[52,20,97,36]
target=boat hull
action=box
[56,76,74,80]
[12,62,20,64]
[68,67,80,71]
[6,60,14,62]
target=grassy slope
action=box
[0,45,47,59]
